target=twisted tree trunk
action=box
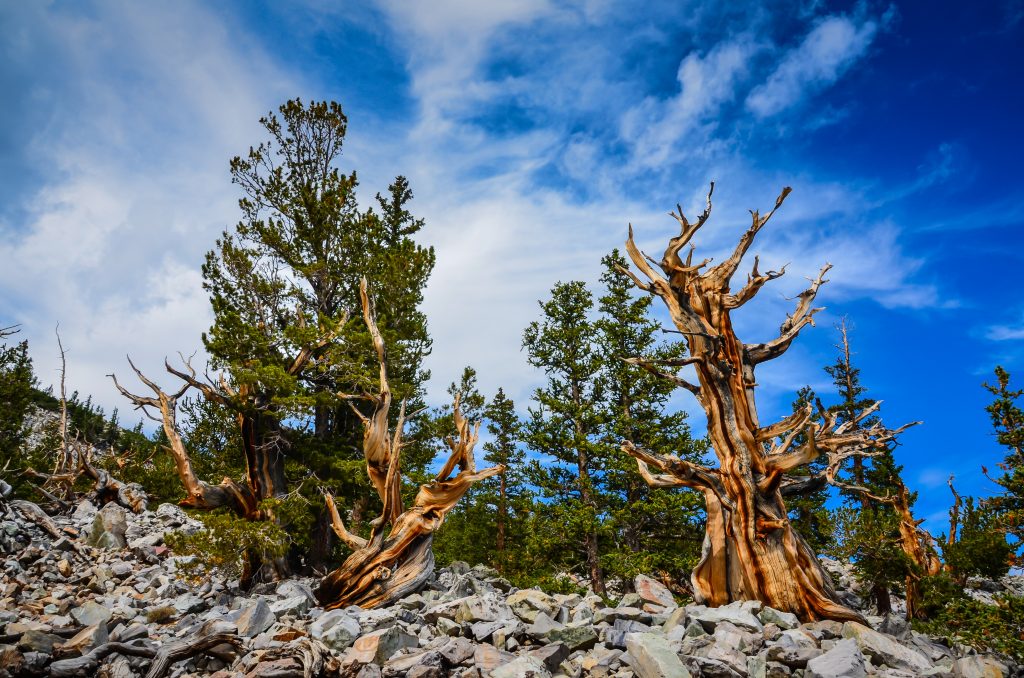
[620,184,917,622]
[316,279,502,609]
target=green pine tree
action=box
[522,280,609,593]
[982,366,1024,559]
[594,251,707,587]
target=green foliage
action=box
[914,588,1024,659]
[983,367,1024,557]
[828,507,915,595]
[164,496,309,579]
[0,333,39,495]
[942,497,1012,584]
[783,386,834,554]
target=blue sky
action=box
[1,0,1022,533]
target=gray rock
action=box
[957,655,1009,678]
[805,639,867,678]
[270,595,310,618]
[544,623,598,652]
[438,636,476,665]
[17,630,62,655]
[350,626,418,664]
[310,608,361,652]
[626,632,692,678]
[841,622,931,672]
[237,598,275,638]
[86,504,128,549]
[529,642,570,671]
[635,574,676,609]
[692,602,764,633]
[70,600,112,626]
[490,654,552,678]
[155,503,187,525]
[456,594,512,623]
[507,588,560,623]
[758,607,799,630]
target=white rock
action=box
[626,632,692,678]
[806,639,867,678]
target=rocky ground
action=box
[0,498,1019,678]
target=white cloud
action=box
[621,39,761,168]
[746,14,880,117]
[988,317,1024,341]
[0,1,299,420]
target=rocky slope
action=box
[0,498,1018,678]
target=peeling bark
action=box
[620,184,918,622]
[316,279,502,609]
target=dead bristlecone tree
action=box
[316,279,502,610]
[619,183,918,623]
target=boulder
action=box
[309,609,360,652]
[841,622,931,673]
[957,655,1009,678]
[758,607,799,630]
[70,600,112,627]
[635,574,676,609]
[237,598,275,638]
[626,632,692,678]
[692,602,763,633]
[86,504,127,549]
[349,626,418,664]
[805,639,867,678]
[507,588,560,623]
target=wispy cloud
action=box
[747,12,885,118]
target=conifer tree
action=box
[482,388,525,564]
[783,386,833,555]
[594,251,706,585]
[0,329,35,459]
[982,367,1024,558]
[522,281,608,593]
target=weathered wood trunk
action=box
[316,279,502,609]
[620,185,917,622]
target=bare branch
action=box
[324,492,368,550]
[745,263,831,365]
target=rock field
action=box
[0,497,1019,677]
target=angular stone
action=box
[385,649,443,673]
[275,580,316,604]
[270,595,309,619]
[71,600,112,626]
[59,623,109,655]
[626,632,692,678]
[841,622,931,673]
[455,595,512,623]
[635,574,676,609]
[174,592,206,614]
[490,655,552,678]
[155,503,187,525]
[309,608,360,652]
[692,603,763,633]
[350,626,418,664]
[86,504,128,549]
[529,642,570,672]
[805,639,867,678]
[17,630,62,655]
[758,607,799,630]
[765,645,821,669]
[438,636,476,665]
[237,598,275,638]
[544,623,598,652]
[507,588,560,623]
[957,655,1009,678]
[472,644,514,673]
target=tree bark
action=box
[619,185,917,622]
[316,279,502,609]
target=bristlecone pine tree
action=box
[619,183,916,622]
[316,280,501,609]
